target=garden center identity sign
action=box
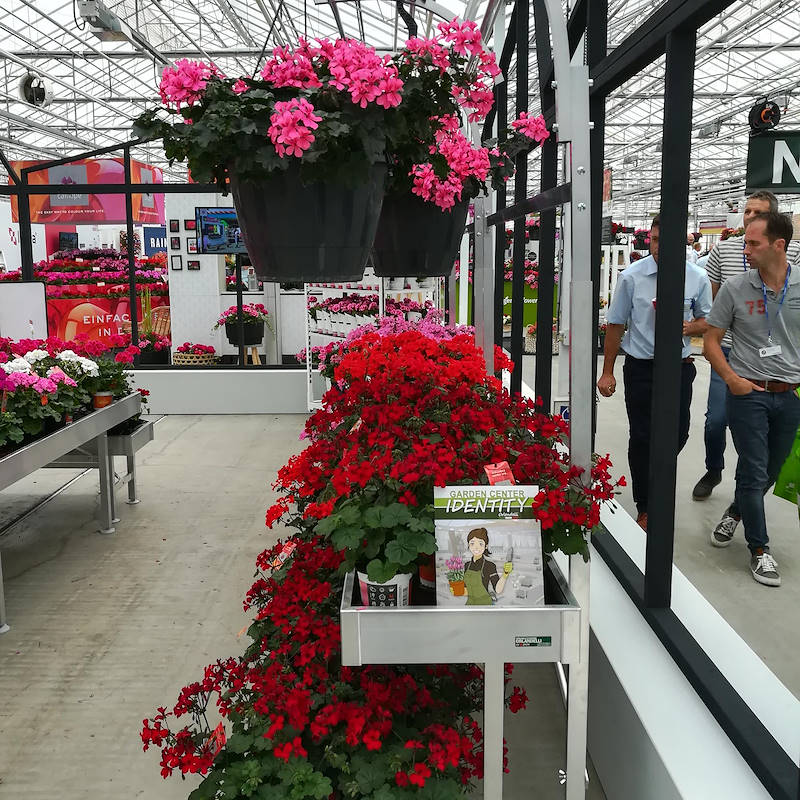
[746,130,800,192]
[433,485,545,608]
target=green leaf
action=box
[366,559,402,583]
[314,514,341,536]
[331,525,363,551]
[363,506,382,529]
[354,755,389,793]
[226,732,254,754]
[379,503,412,528]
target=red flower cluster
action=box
[268,329,621,559]
[140,534,510,796]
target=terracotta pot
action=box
[418,555,436,590]
[449,580,465,597]
[92,391,113,409]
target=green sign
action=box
[455,281,558,326]
[514,635,552,648]
[746,130,800,192]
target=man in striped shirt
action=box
[692,191,800,501]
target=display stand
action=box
[0,393,144,633]
[340,558,584,799]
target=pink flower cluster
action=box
[385,298,435,317]
[404,37,451,72]
[326,39,403,109]
[176,342,216,355]
[317,293,379,316]
[437,19,484,57]
[0,371,62,394]
[259,38,403,111]
[216,303,269,326]
[411,116,491,210]
[268,98,322,158]
[159,59,221,109]
[260,39,322,89]
[511,112,550,144]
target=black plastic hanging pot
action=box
[229,163,386,282]
[225,321,264,346]
[371,194,469,278]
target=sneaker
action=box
[636,512,648,532]
[710,510,739,547]
[692,470,722,500]
[750,549,781,587]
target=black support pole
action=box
[644,27,696,609]
[509,0,528,396]
[122,147,139,358]
[588,0,608,447]
[493,77,508,358]
[534,138,557,411]
[18,172,34,281]
[235,255,246,365]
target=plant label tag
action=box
[759,344,782,357]
[210,723,226,755]
[92,265,100,271]
[270,541,297,570]
[484,461,515,485]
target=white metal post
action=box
[482,659,506,800]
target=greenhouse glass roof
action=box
[3,0,800,222]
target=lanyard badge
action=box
[758,265,791,357]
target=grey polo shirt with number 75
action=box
[707,266,800,383]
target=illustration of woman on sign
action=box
[463,527,512,605]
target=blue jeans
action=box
[726,389,800,553]
[704,345,731,472]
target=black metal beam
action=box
[0,183,220,195]
[493,77,509,355]
[644,26,696,609]
[509,0,528,397]
[589,0,736,98]
[481,5,517,142]
[593,528,800,800]
[122,147,140,357]
[534,138,557,412]
[487,183,571,227]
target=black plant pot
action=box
[371,194,469,278]
[230,163,386,282]
[138,349,170,365]
[225,321,264,346]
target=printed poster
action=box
[433,485,545,607]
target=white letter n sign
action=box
[772,140,800,184]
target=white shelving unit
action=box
[304,271,442,410]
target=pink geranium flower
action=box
[159,59,222,109]
[511,112,550,144]
[268,98,323,158]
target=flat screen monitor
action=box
[59,231,79,251]
[195,207,247,255]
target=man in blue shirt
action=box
[598,215,713,531]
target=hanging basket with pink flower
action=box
[134,40,403,281]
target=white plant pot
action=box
[356,570,412,607]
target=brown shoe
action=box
[636,512,648,531]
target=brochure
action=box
[433,484,545,607]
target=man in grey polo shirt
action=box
[692,190,800,501]
[704,211,800,586]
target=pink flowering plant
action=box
[214,303,273,331]
[134,21,550,202]
[134,39,405,187]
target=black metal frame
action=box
[484,0,799,796]
[0,142,294,370]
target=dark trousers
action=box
[726,389,800,553]
[623,356,697,514]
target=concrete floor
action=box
[523,351,800,700]
[0,414,604,800]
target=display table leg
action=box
[96,434,116,534]
[0,553,9,634]
[483,659,505,800]
[125,453,140,504]
[566,555,590,800]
